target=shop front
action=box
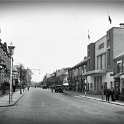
[119,75,124,100]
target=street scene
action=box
[1,0,124,124]
[0,87,124,124]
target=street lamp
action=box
[8,43,15,104]
[84,77,87,96]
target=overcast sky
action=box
[0,0,124,82]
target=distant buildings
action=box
[43,68,69,87]
[26,68,32,86]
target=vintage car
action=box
[55,85,63,93]
[42,85,48,89]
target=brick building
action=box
[0,39,11,94]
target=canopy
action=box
[63,83,69,86]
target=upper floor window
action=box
[117,63,121,73]
[107,40,110,48]
[107,49,111,68]
[117,60,122,73]
[99,43,104,49]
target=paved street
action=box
[0,88,124,124]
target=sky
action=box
[0,0,124,82]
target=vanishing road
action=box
[0,87,124,124]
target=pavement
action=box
[1,88,124,107]
[0,89,25,107]
[63,90,124,106]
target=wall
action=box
[113,28,124,59]
[87,43,95,71]
[103,72,114,89]
[95,35,107,70]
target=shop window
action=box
[94,78,96,90]
[104,82,107,89]
[87,83,89,91]
[117,62,122,73]
[90,83,93,89]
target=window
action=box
[99,43,104,49]
[97,55,104,70]
[121,58,124,73]
[117,60,122,73]
[94,77,96,90]
[100,55,102,69]
[104,82,107,89]
[107,40,110,48]
[90,83,93,89]
[107,49,111,68]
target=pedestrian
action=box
[105,89,111,102]
[111,87,115,101]
[51,86,53,93]
[22,85,24,92]
[27,85,30,91]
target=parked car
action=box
[55,85,63,93]
[42,85,48,89]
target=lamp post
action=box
[8,43,15,104]
[19,69,22,94]
[84,77,87,96]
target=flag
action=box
[88,30,90,40]
[108,15,112,24]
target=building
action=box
[85,23,124,96]
[85,43,95,93]
[110,23,124,100]
[56,68,69,86]
[68,62,82,92]
[94,35,114,94]
[68,58,87,92]
[0,40,11,95]
[26,68,32,86]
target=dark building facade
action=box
[87,43,95,71]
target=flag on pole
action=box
[88,30,90,40]
[108,15,112,24]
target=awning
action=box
[63,83,69,86]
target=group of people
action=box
[104,88,119,102]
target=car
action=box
[55,85,63,93]
[42,85,48,89]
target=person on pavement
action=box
[105,88,111,102]
[27,85,30,91]
[111,87,115,101]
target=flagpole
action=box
[88,29,90,44]
[107,9,112,30]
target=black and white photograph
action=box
[0,0,124,124]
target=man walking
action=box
[105,89,111,102]
[111,87,115,101]
[27,85,30,91]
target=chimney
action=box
[120,23,124,28]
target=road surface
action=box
[0,87,124,124]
